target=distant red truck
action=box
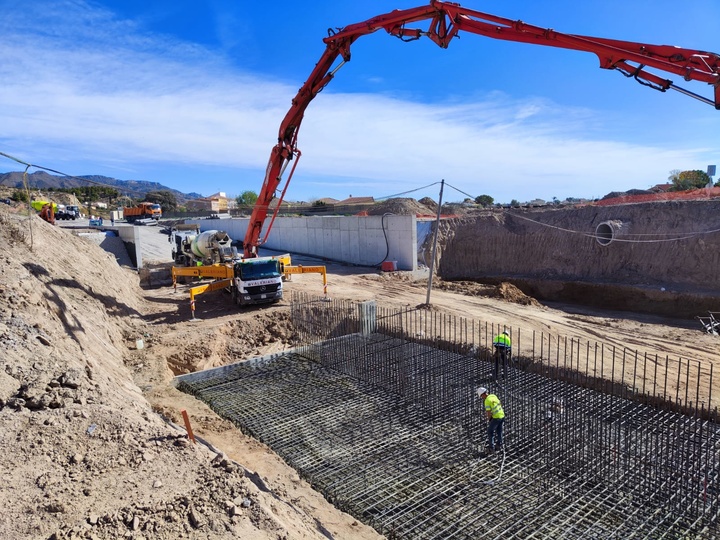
[123,202,162,222]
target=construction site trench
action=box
[176,295,720,540]
[1,200,719,539]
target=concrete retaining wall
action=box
[189,215,418,271]
[114,226,141,267]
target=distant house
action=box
[527,199,547,207]
[314,197,340,205]
[336,196,375,205]
[651,183,673,193]
[186,192,228,212]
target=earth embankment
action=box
[436,200,720,317]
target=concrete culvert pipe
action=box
[595,220,623,246]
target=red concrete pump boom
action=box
[243,0,720,258]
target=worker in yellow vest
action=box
[477,387,505,453]
[492,330,512,380]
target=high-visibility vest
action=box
[493,333,511,348]
[484,394,505,419]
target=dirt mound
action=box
[164,312,298,375]
[493,282,541,306]
[422,278,542,307]
[0,208,368,540]
[418,197,438,212]
[368,197,435,216]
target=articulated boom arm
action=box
[243,0,720,258]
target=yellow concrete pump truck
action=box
[169,226,327,318]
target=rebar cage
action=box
[176,293,720,539]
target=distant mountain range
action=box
[0,171,202,203]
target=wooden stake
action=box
[181,409,196,444]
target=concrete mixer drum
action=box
[190,230,234,265]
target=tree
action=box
[668,169,711,191]
[116,195,134,208]
[510,199,520,208]
[236,191,258,207]
[144,190,178,213]
[11,190,28,203]
[474,194,494,207]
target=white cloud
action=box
[0,0,711,202]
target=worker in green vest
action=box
[477,387,505,453]
[492,330,512,380]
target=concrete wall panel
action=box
[192,215,417,270]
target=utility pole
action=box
[425,179,444,306]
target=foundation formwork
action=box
[176,295,720,539]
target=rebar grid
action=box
[176,295,719,539]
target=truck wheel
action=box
[231,285,238,306]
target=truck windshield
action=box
[237,260,280,280]
[151,204,161,211]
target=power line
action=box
[377,182,442,201]
[505,209,720,243]
[0,150,125,191]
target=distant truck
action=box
[55,204,79,220]
[123,202,162,223]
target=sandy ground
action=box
[1,209,718,539]
[132,222,720,529]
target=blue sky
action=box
[1,0,718,204]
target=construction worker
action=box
[477,387,505,453]
[492,330,512,380]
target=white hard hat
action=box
[476,387,488,398]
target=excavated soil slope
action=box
[2,198,720,540]
[0,209,381,540]
[436,200,720,317]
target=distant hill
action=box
[0,171,202,203]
